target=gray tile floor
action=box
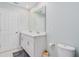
[13,49,30,57]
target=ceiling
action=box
[9,2,40,10]
[0,2,46,12]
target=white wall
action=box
[46,2,79,57]
[0,3,29,53]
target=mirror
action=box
[28,2,46,33]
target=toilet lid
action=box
[57,43,75,51]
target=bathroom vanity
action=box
[20,31,47,57]
[19,3,46,57]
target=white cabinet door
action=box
[21,34,27,50]
[21,34,34,56]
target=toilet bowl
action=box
[57,43,75,57]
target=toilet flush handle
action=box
[49,43,55,47]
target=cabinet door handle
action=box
[27,41,29,45]
[16,32,18,33]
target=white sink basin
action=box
[21,31,46,37]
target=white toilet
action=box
[57,43,75,57]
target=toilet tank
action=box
[57,43,75,57]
